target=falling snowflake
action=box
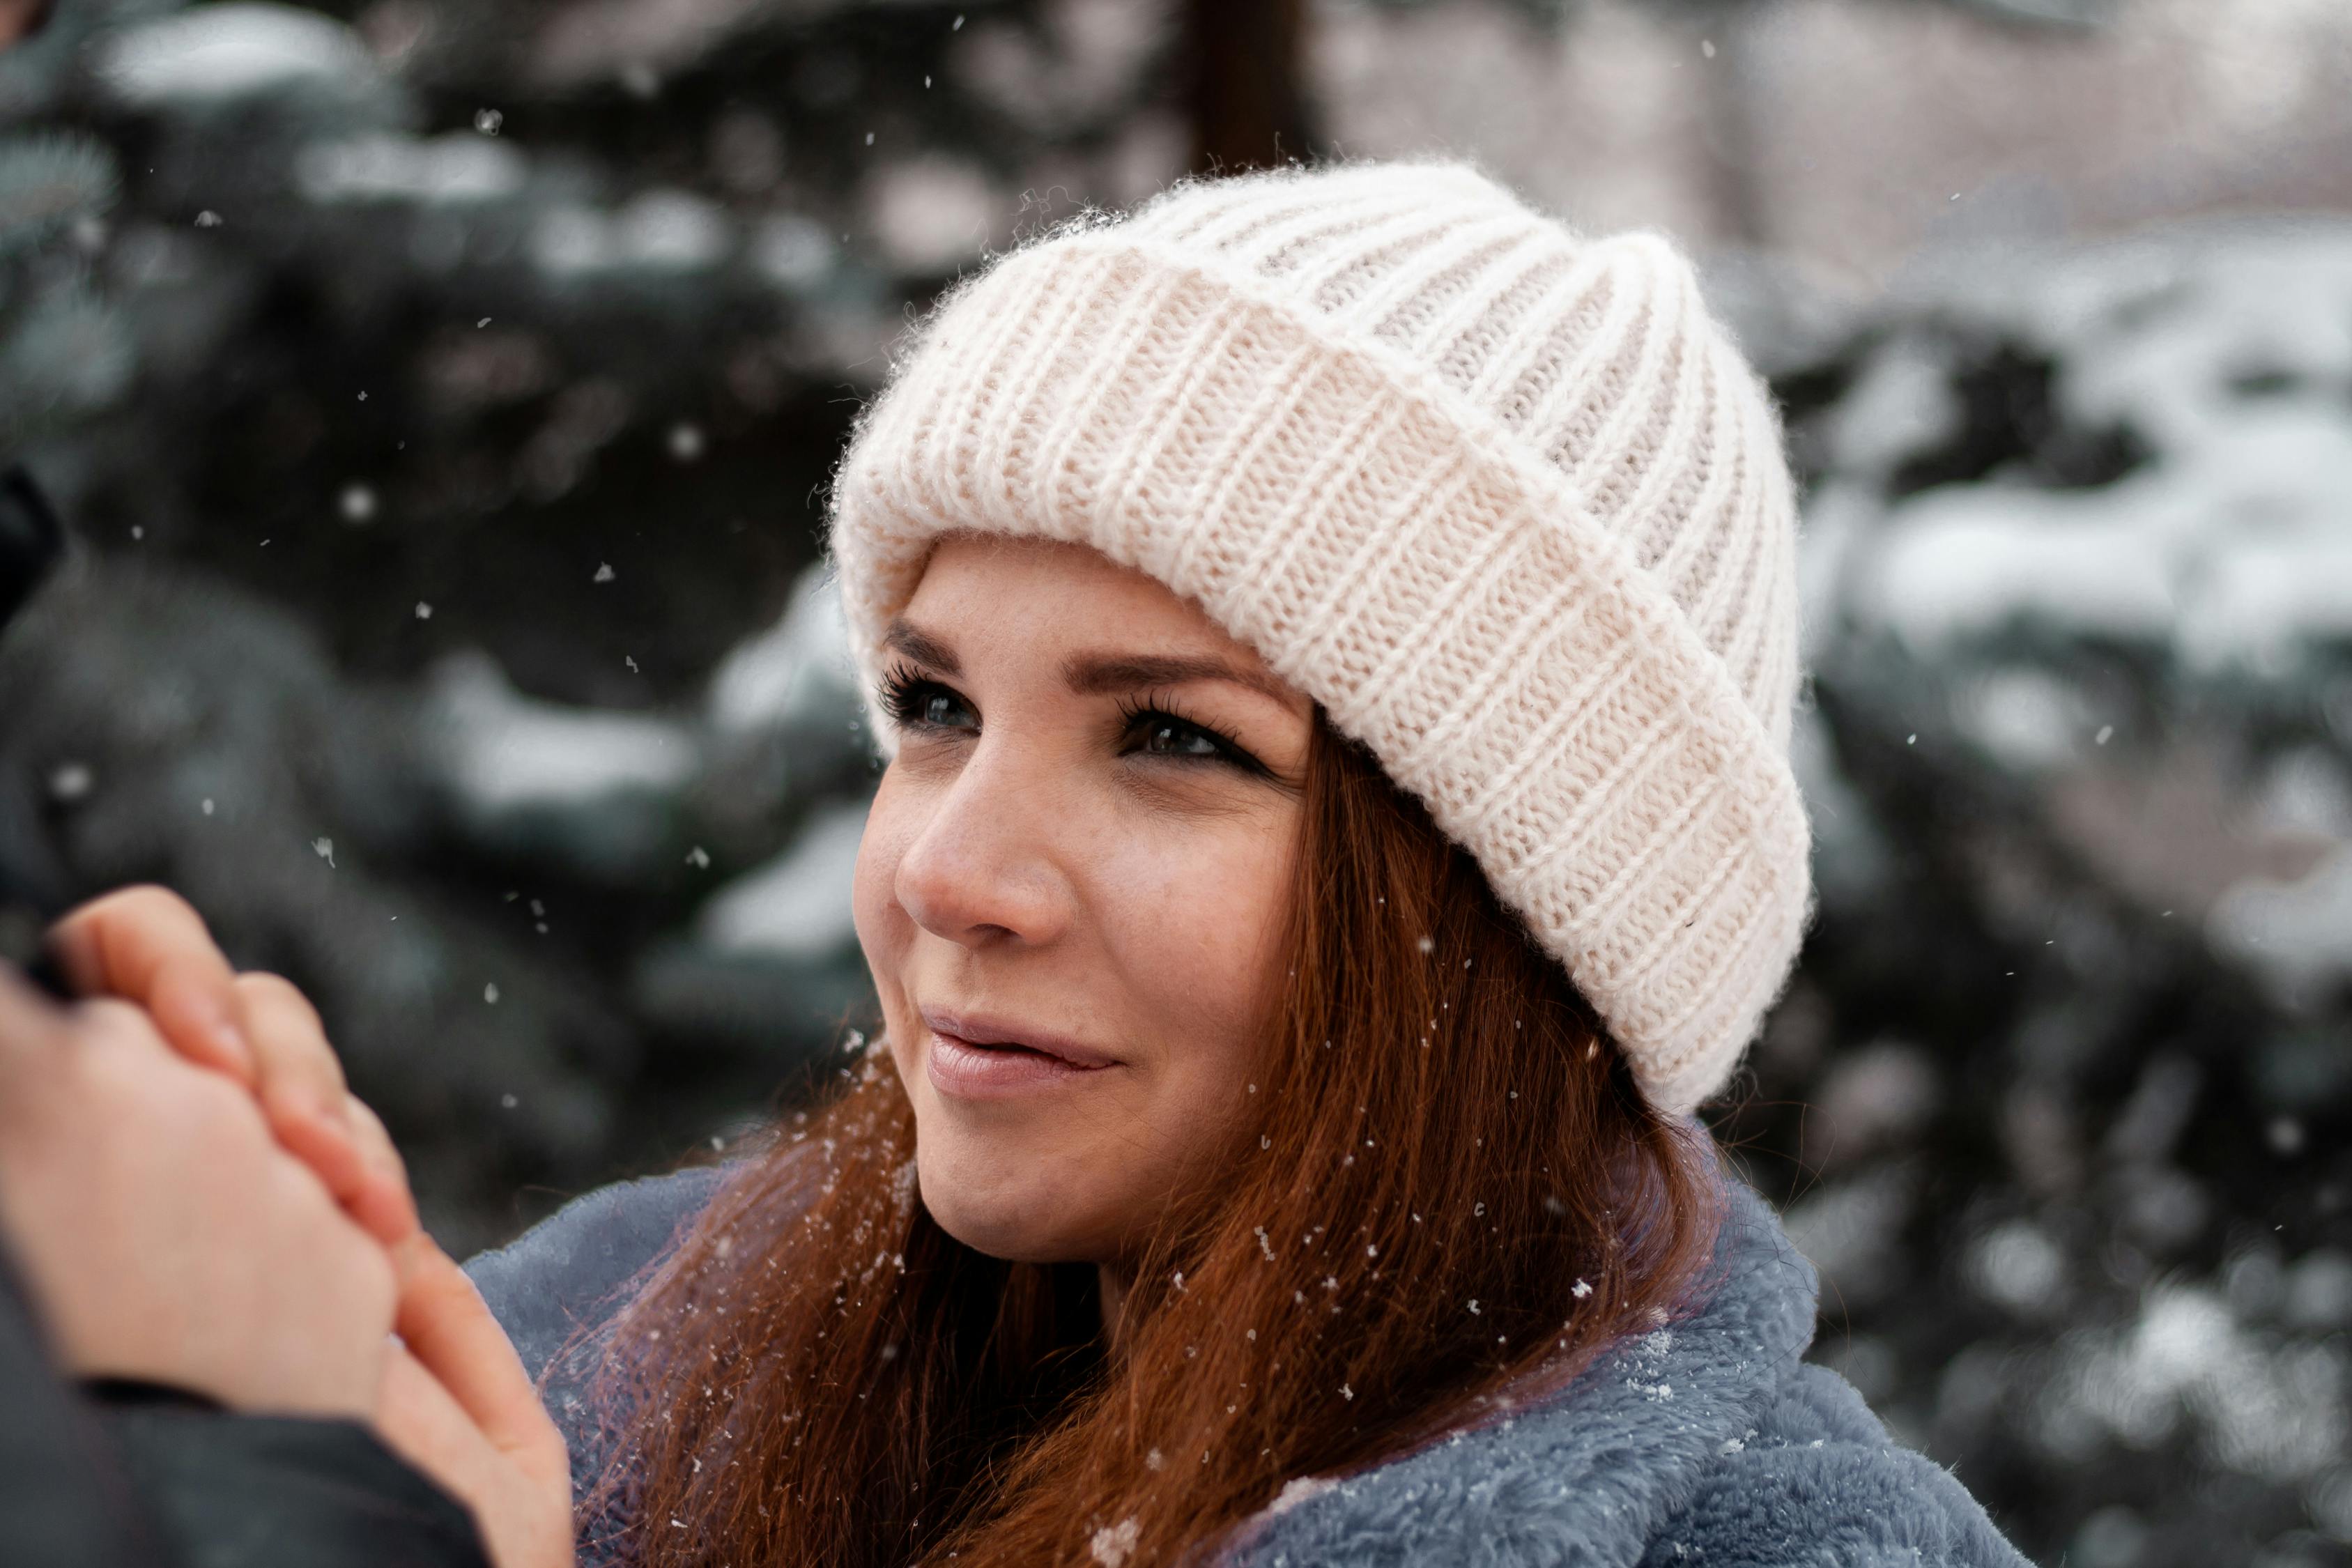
[311,836,336,867]
[473,108,503,135]
[594,562,616,583]
[414,601,432,620]
[484,981,500,1004]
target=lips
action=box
[918,1007,1120,1069]
[918,1006,1120,1100]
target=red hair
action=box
[590,715,1723,1567]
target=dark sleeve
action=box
[2,1243,487,1568]
[0,1247,175,1568]
[1641,1364,2034,1568]
[93,1390,490,1568]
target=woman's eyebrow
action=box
[884,617,1300,710]
[1062,652,1302,712]
[883,617,960,675]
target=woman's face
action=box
[853,534,1311,1268]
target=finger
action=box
[375,1343,500,1506]
[392,1233,555,1459]
[47,887,252,1082]
[235,971,348,1121]
[341,1097,421,1243]
[148,958,261,1084]
[229,971,382,1226]
[270,1102,381,1237]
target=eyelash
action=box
[875,662,1266,774]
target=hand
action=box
[380,1233,576,1568]
[45,888,574,1568]
[0,968,397,1417]
[45,885,419,1245]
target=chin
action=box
[916,1146,1109,1264]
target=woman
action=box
[61,160,2031,1568]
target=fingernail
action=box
[209,1018,256,1076]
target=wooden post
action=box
[1184,0,1319,175]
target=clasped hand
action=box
[0,886,572,1568]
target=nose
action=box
[891,743,1075,951]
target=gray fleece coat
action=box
[466,1169,2030,1568]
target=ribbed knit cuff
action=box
[831,236,1814,1114]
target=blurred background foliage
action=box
[0,1,2348,1565]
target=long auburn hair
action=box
[587,712,1724,1567]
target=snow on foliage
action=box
[295,134,528,206]
[695,799,868,960]
[1838,225,2352,668]
[706,562,859,733]
[427,650,700,812]
[95,5,383,107]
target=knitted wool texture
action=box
[828,160,1814,1114]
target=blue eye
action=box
[879,668,975,732]
[1135,715,1223,759]
[876,666,1273,780]
[1117,696,1268,776]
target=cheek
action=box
[851,777,916,978]
[1102,815,1294,1112]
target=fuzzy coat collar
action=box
[469,1169,2028,1568]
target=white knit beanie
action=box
[827,160,1814,1116]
